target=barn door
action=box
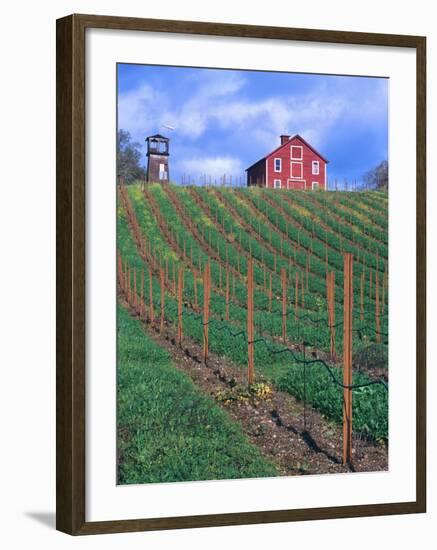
[287,179,306,190]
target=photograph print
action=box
[116,63,389,485]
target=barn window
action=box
[312,160,320,175]
[274,179,281,189]
[274,158,282,172]
[291,145,303,160]
[312,181,319,190]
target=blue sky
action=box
[117,63,388,186]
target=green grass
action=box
[117,304,278,484]
[276,363,388,441]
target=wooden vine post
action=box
[360,271,365,321]
[327,271,336,360]
[133,268,137,310]
[203,262,211,363]
[306,257,309,291]
[343,253,354,466]
[247,257,255,385]
[225,268,230,321]
[375,271,381,343]
[177,266,183,346]
[160,267,165,334]
[127,265,131,305]
[301,272,305,309]
[123,260,129,301]
[117,252,123,287]
[295,271,299,320]
[149,267,154,324]
[119,257,124,293]
[172,261,176,295]
[268,272,272,312]
[193,269,198,309]
[281,268,287,341]
[140,269,144,319]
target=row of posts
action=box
[247,253,355,465]
[120,251,366,466]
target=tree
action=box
[117,129,146,184]
[363,160,388,190]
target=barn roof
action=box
[245,157,266,172]
[245,134,329,171]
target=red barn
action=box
[246,134,328,190]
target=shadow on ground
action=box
[25,511,56,529]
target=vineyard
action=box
[117,182,389,484]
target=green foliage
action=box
[363,160,389,191]
[277,363,388,441]
[117,129,145,183]
[117,304,277,484]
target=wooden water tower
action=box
[145,134,170,183]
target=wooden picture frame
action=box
[56,13,426,535]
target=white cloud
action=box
[178,156,244,179]
[186,92,348,150]
[118,84,157,135]
[118,71,247,141]
[195,70,246,98]
[160,72,247,138]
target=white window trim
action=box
[312,181,319,190]
[274,158,282,172]
[273,179,281,189]
[290,161,303,179]
[312,160,320,175]
[265,159,268,188]
[291,145,303,160]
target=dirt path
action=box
[120,296,388,477]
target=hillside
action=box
[117,183,389,482]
